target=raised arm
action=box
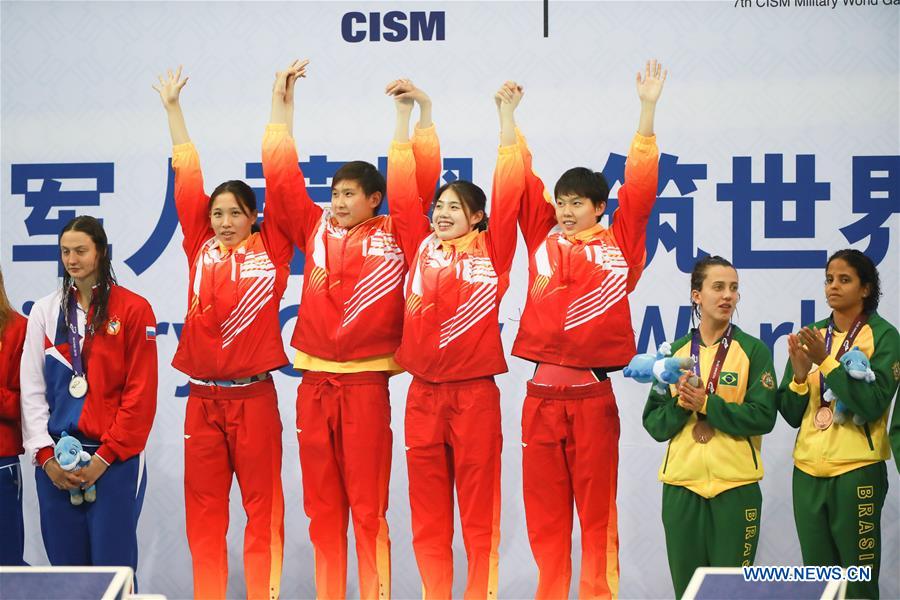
[153,66,211,259]
[262,60,322,250]
[271,59,308,138]
[153,65,190,146]
[486,83,526,274]
[386,79,438,262]
[610,60,666,276]
[386,79,440,212]
[495,83,557,253]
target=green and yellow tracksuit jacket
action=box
[643,326,778,499]
[777,312,900,478]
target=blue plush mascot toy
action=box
[624,341,698,393]
[54,431,97,505]
[825,346,876,426]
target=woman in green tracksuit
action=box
[778,248,899,599]
[643,255,778,598]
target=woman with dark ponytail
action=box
[0,269,28,566]
[153,65,295,599]
[384,78,525,598]
[642,255,777,598]
[20,215,158,576]
[777,249,898,599]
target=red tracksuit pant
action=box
[405,376,502,600]
[297,371,392,600]
[521,379,620,599]
[184,378,285,600]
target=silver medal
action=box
[69,375,88,398]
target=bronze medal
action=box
[814,406,833,430]
[692,420,716,444]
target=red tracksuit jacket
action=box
[512,132,659,369]
[390,139,526,383]
[261,124,441,362]
[20,286,158,466]
[0,312,27,457]
[170,142,292,380]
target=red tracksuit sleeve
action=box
[388,134,437,265]
[172,143,215,261]
[0,314,26,421]
[514,129,557,254]
[485,144,526,274]
[261,123,323,250]
[412,125,442,214]
[256,129,295,268]
[610,133,659,282]
[95,301,158,464]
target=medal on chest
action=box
[689,325,734,444]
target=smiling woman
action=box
[19,215,158,583]
[385,77,526,598]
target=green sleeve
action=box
[889,388,900,474]
[642,384,692,442]
[707,339,777,437]
[777,357,808,429]
[827,321,900,423]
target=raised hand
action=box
[385,78,431,112]
[152,65,189,108]
[636,59,667,104]
[273,59,309,104]
[494,80,524,114]
[271,59,309,133]
[495,81,523,147]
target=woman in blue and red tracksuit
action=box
[154,66,293,599]
[511,61,666,598]
[386,79,525,599]
[0,269,28,566]
[20,216,158,577]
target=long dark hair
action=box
[209,180,260,234]
[59,216,117,332]
[826,249,881,314]
[0,269,12,335]
[434,180,488,232]
[689,255,736,328]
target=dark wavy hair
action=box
[826,249,881,314]
[59,216,117,332]
[209,180,260,234]
[434,180,488,232]
[689,255,736,327]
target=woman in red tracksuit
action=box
[154,66,293,600]
[386,80,525,600]
[0,269,28,566]
[511,61,666,599]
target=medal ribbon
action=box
[66,289,95,380]
[690,324,734,422]
[818,313,867,408]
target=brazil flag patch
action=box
[719,371,739,387]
